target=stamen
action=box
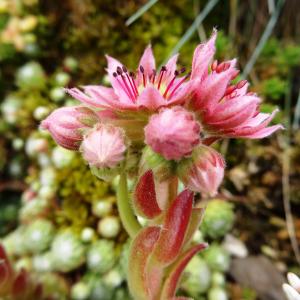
[236,79,247,89]
[168,72,191,99]
[225,85,237,96]
[157,66,167,90]
[216,62,225,73]
[130,72,139,96]
[163,70,179,98]
[121,74,135,101]
[211,60,218,71]
[140,65,146,87]
[116,66,123,75]
[152,69,156,84]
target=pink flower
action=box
[65,47,193,113]
[144,106,201,160]
[177,145,225,197]
[40,106,99,150]
[190,30,283,139]
[81,124,126,168]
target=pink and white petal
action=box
[210,95,260,122]
[164,54,179,84]
[138,45,156,75]
[236,82,250,97]
[208,102,257,130]
[168,81,194,106]
[84,85,118,102]
[105,55,123,74]
[191,29,217,81]
[105,55,133,103]
[193,60,237,112]
[136,45,156,85]
[65,87,109,108]
[240,124,284,139]
[137,87,166,110]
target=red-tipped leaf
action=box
[151,190,194,266]
[134,170,162,219]
[128,226,160,300]
[160,243,208,299]
[12,269,28,298]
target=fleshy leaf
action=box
[160,243,208,299]
[183,208,205,246]
[133,170,162,219]
[12,269,28,297]
[128,226,160,300]
[150,190,194,266]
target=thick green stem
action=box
[117,172,142,238]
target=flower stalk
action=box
[116,172,141,238]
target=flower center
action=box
[113,65,190,103]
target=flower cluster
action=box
[40,30,283,300]
[41,30,282,196]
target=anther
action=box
[122,66,128,73]
[211,60,218,71]
[116,66,123,75]
[113,72,118,77]
[236,79,247,89]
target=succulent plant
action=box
[201,199,235,239]
[202,244,231,272]
[24,218,55,254]
[181,255,212,296]
[87,240,116,274]
[51,231,86,272]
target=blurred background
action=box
[0,0,299,299]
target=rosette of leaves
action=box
[50,231,86,272]
[201,199,235,239]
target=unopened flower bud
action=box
[177,145,225,197]
[144,106,201,161]
[81,124,126,171]
[41,106,99,150]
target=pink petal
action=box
[150,190,194,266]
[241,124,284,138]
[210,95,260,121]
[133,170,162,219]
[137,87,166,110]
[128,227,160,300]
[208,102,257,130]
[168,81,194,106]
[191,29,217,81]
[160,243,208,299]
[164,54,179,84]
[193,59,237,112]
[138,45,156,76]
[105,55,133,104]
[228,109,281,137]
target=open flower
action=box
[40,106,99,150]
[144,106,201,161]
[177,145,225,197]
[190,30,283,139]
[66,47,193,113]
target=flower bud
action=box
[144,107,201,161]
[81,124,126,176]
[177,146,225,197]
[41,106,99,150]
